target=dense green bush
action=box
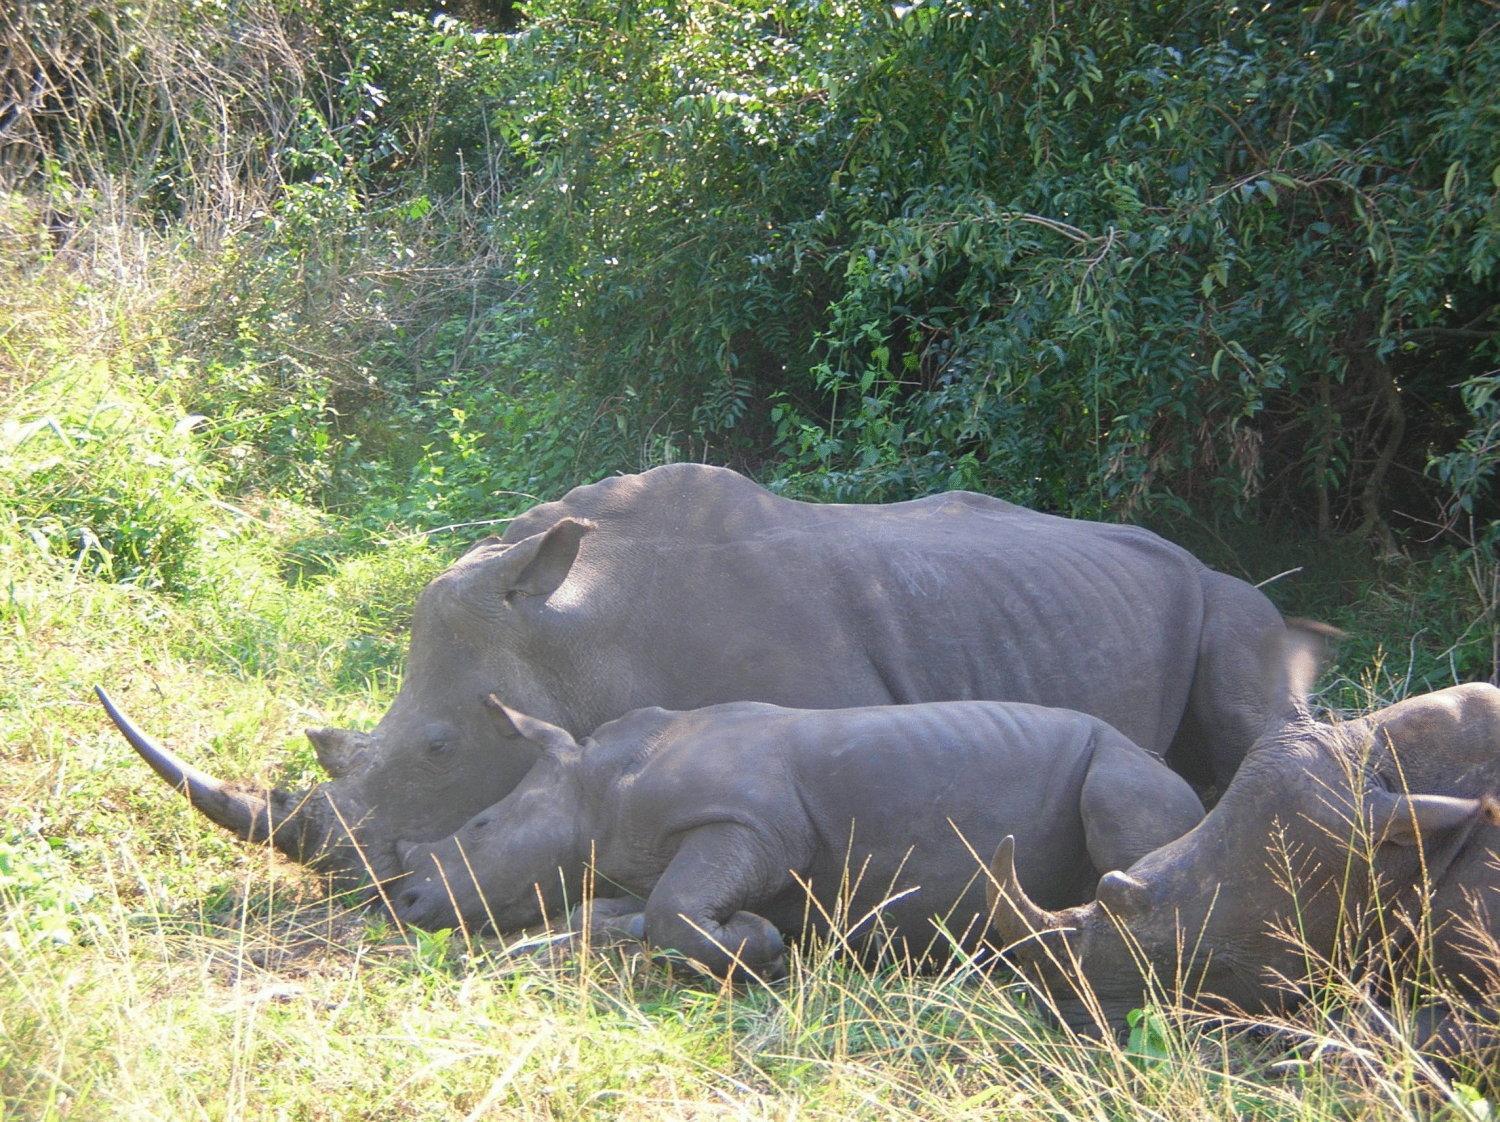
[21,0,1492,541]
[11,0,1495,537]
[495,0,1499,539]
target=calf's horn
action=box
[986,835,1066,949]
[96,686,327,864]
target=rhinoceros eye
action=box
[419,722,456,758]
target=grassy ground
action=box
[2,531,1495,1121]
[0,303,1494,1122]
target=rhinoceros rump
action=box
[101,464,1283,894]
[988,627,1500,1037]
[393,698,1206,975]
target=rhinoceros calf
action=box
[101,464,1282,895]
[393,698,1204,977]
[988,627,1500,1038]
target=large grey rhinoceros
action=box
[393,697,1205,975]
[988,628,1500,1037]
[100,463,1282,893]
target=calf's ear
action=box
[482,694,577,755]
[1366,791,1500,847]
[461,533,505,557]
[493,518,593,600]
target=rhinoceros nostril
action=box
[399,890,423,910]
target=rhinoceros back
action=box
[491,464,1219,758]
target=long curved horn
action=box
[986,835,1066,949]
[96,686,325,862]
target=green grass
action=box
[1,320,1496,1122]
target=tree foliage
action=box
[10,0,1493,532]
[491,0,1499,535]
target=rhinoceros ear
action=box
[1366,790,1500,847]
[482,694,576,754]
[494,518,593,600]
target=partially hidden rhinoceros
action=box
[393,697,1206,975]
[987,626,1500,1040]
[100,463,1282,895]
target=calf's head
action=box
[393,700,586,932]
[98,518,593,891]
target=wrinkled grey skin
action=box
[102,463,1280,893]
[989,630,1500,1037]
[394,698,1205,976]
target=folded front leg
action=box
[643,822,789,982]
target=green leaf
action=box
[1453,1083,1492,1121]
[1125,1006,1172,1067]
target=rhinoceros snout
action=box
[395,880,458,931]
